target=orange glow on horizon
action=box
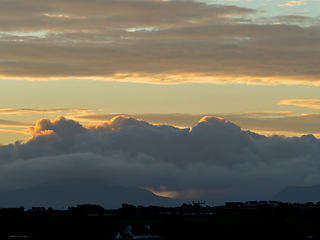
[1,74,320,86]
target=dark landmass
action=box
[2,202,320,240]
[3,179,320,211]
[273,184,320,203]
[0,179,180,209]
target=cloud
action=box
[71,111,320,135]
[278,99,320,109]
[0,119,33,127]
[264,15,319,25]
[228,111,297,118]
[0,129,30,135]
[0,0,254,31]
[0,107,74,115]
[219,113,320,136]
[280,1,307,6]
[1,115,320,203]
[72,113,203,128]
[0,0,319,84]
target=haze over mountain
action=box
[272,184,320,204]
[0,179,180,209]
[1,115,320,206]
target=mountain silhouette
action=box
[0,179,180,209]
[272,184,320,203]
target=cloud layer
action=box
[0,119,33,127]
[72,111,320,135]
[278,99,320,109]
[0,108,72,115]
[1,115,320,204]
[0,0,320,84]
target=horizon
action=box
[0,198,317,211]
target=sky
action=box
[1,0,320,205]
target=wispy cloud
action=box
[278,99,320,109]
[237,110,297,118]
[0,108,87,115]
[279,1,307,7]
[0,128,30,135]
[0,119,33,127]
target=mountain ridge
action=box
[0,179,181,209]
[272,184,320,203]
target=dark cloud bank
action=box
[1,0,320,83]
[1,115,320,207]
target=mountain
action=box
[272,184,320,203]
[0,179,181,209]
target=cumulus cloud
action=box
[0,0,319,84]
[1,115,320,203]
[72,111,320,135]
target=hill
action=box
[272,184,320,203]
[0,179,180,209]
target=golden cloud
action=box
[280,1,307,7]
[71,112,320,136]
[0,108,72,115]
[278,99,320,109]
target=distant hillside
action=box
[0,179,181,209]
[272,184,320,203]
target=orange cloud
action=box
[144,185,180,199]
[28,118,59,136]
[84,115,134,131]
[28,116,71,136]
[0,108,86,115]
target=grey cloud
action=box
[1,115,320,203]
[258,15,320,26]
[0,0,319,83]
[1,34,319,82]
[0,0,254,31]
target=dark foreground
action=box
[2,203,320,240]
